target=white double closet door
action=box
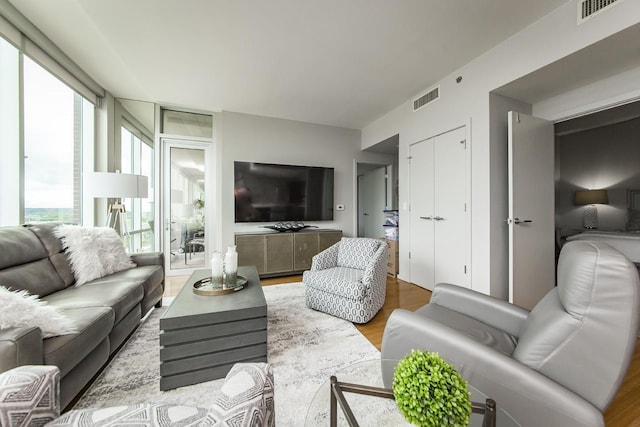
[409,126,469,291]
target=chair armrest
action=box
[0,365,60,425]
[130,252,164,268]
[310,242,340,271]
[363,244,388,286]
[431,283,529,337]
[211,362,275,427]
[0,327,43,373]
[381,309,603,427]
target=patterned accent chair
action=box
[304,237,388,323]
[0,363,274,427]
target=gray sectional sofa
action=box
[0,222,165,409]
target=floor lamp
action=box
[84,172,149,236]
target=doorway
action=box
[162,138,212,275]
[357,163,393,238]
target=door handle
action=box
[513,217,533,224]
[419,216,433,220]
[434,216,445,221]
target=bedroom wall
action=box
[218,111,394,250]
[361,0,640,295]
[556,117,640,231]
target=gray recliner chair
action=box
[381,241,640,427]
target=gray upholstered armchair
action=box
[304,237,388,323]
[381,240,640,427]
[0,363,275,427]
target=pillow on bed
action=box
[625,209,640,231]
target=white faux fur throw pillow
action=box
[0,286,78,338]
[54,224,135,286]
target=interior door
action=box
[508,111,555,310]
[361,167,387,238]
[434,127,468,287]
[409,138,435,289]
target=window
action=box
[0,36,94,226]
[121,125,154,252]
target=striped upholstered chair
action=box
[303,237,388,323]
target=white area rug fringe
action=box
[74,282,380,425]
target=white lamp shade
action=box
[84,172,149,198]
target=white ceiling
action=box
[10,0,568,129]
[494,22,640,105]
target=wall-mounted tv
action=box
[234,161,334,223]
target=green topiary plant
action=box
[393,350,471,427]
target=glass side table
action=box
[305,359,519,427]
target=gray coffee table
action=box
[159,266,267,390]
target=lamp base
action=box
[106,202,129,236]
[583,204,598,229]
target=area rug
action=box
[73,282,381,426]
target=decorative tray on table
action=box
[192,276,248,296]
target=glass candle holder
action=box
[223,245,238,287]
[210,251,224,286]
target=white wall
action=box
[361,0,640,295]
[218,111,394,250]
[556,117,640,231]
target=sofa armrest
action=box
[0,327,43,373]
[211,362,275,427]
[431,283,530,337]
[381,309,603,427]
[0,365,60,426]
[130,251,164,268]
[310,242,340,271]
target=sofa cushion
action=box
[303,267,367,300]
[26,223,75,287]
[91,265,164,301]
[337,238,381,270]
[43,280,143,325]
[0,259,67,298]
[0,286,77,338]
[0,227,48,270]
[0,226,67,297]
[43,306,113,377]
[54,225,135,286]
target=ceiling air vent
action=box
[413,86,439,112]
[578,0,623,23]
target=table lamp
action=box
[574,189,608,229]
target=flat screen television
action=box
[234,161,334,223]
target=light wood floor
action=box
[164,274,640,426]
